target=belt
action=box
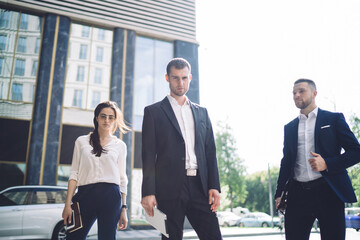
[292,177,327,190]
[186,169,197,176]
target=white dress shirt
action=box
[69,134,128,194]
[167,95,198,170]
[294,107,322,182]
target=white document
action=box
[145,207,169,238]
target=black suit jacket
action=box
[141,97,221,201]
[275,108,360,203]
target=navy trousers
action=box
[285,179,345,240]
[157,174,222,240]
[67,183,122,240]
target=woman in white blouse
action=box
[62,101,130,240]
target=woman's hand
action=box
[118,208,128,230]
[62,204,72,225]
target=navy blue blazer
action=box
[141,97,221,201]
[275,108,360,203]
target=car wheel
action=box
[261,222,269,228]
[356,228,359,232]
[239,223,244,227]
[52,222,67,240]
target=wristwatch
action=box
[121,204,127,209]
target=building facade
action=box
[0,0,199,226]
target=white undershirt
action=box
[167,95,198,170]
[294,107,322,182]
[69,134,128,194]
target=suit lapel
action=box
[160,97,183,138]
[290,117,299,159]
[314,108,323,151]
[190,101,200,144]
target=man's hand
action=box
[275,197,281,209]
[309,151,327,172]
[208,189,220,212]
[141,195,157,216]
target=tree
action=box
[243,167,279,215]
[349,114,360,207]
[215,121,247,211]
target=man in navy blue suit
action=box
[141,58,222,240]
[275,79,360,240]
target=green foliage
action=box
[215,121,247,210]
[243,167,279,215]
[349,114,360,207]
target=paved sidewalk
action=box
[88,227,291,240]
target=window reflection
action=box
[0,9,42,119]
[133,36,173,130]
[12,83,23,101]
[17,37,26,53]
[14,59,25,76]
[64,23,112,110]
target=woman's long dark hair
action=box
[90,101,130,157]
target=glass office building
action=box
[0,0,199,226]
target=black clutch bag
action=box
[66,202,83,233]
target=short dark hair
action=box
[294,78,317,91]
[166,58,191,76]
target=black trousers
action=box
[157,174,222,240]
[285,178,345,240]
[67,182,122,240]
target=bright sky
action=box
[196,0,360,174]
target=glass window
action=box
[12,83,23,101]
[96,47,103,62]
[17,37,26,53]
[97,29,105,40]
[14,59,25,76]
[0,57,3,75]
[81,25,90,38]
[0,82,3,99]
[79,44,87,59]
[31,60,38,76]
[0,9,41,109]
[0,34,6,51]
[35,38,40,54]
[0,10,10,28]
[20,13,28,30]
[63,23,112,110]
[0,190,28,206]
[91,91,100,108]
[76,66,85,81]
[94,68,102,84]
[133,36,173,130]
[72,89,83,108]
[28,189,67,204]
[31,84,35,101]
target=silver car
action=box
[237,212,280,227]
[0,185,97,240]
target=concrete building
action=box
[0,0,199,226]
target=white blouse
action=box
[69,134,128,194]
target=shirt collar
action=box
[167,95,190,106]
[298,107,318,120]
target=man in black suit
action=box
[275,79,360,240]
[141,58,222,239]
